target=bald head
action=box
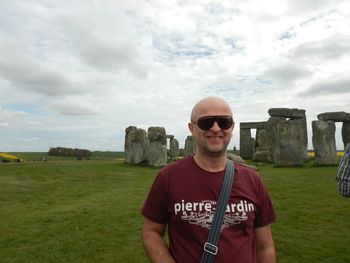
[190,97,233,122]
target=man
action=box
[336,143,350,197]
[141,97,276,262]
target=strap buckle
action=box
[204,242,218,255]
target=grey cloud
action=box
[291,35,350,60]
[49,99,101,116]
[58,13,148,79]
[298,77,350,97]
[0,41,83,96]
[264,63,313,85]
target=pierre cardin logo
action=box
[174,199,255,230]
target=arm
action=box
[141,217,176,263]
[255,224,276,263]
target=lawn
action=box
[0,154,349,263]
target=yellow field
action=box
[0,153,20,160]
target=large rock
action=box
[255,128,268,151]
[124,126,137,163]
[266,116,285,162]
[274,119,306,166]
[240,122,267,129]
[312,120,337,165]
[148,127,167,167]
[169,138,179,161]
[184,136,196,157]
[268,108,306,118]
[342,122,350,149]
[317,111,350,122]
[253,151,269,162]
[240,128,254,159]
[127,128,149,164]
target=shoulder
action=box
[233,161,266,187]
[161,156,193,172]
[234,161,259,175]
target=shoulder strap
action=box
[200,159,235,263]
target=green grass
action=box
[0,154,349,263]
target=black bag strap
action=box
[200,159,234,263]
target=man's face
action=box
[189,101,234,157]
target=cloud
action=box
[56,7,149,79]
[298,76,350,97]
[49,97,101,116]
[291,35,350,60]
[263,63,313,85]
[0,40,86,96]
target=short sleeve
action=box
[141,171,170,224]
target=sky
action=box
[0,0,349,152]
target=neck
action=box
[193,153,227,172]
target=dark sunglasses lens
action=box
[197,116,233,130]
[217,117,233,129]
[197,117,215,130]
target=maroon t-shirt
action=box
[141,156,276,263]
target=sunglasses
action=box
[193,115,234,130]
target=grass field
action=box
[0,153,349,263]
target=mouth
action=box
[206,135,224,140]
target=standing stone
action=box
[169,138,179,161]
[312,120,337,165]
[274,119,305,166]
[266,116,285,162]
[255,128,268,151]
[148,127,167,167]
[253,127,269,161]
[124,126,137,163]
[128,128,149,164]
[240,129,254,159]
[184,136,196,157]
[342,122,350,149]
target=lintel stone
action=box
[268,108,306,118]
[317,111,350,122]
[240,122,267,129]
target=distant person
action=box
[141,97,276,262]
[336,143,350,197]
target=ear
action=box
[188,122,194,135]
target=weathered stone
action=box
[342,122,350,149]
[127,128,149,164]
[169,138,179,161]
[317,111,350,122]
[255,128,268,152]
[266,116,285,162]
[148,126,167,144]
[274,119,306,166]
[227,153,245,163]
[253,151,269,162]
[240,129,254,159]
[124,126,137,163]
[268,108,306,118]
[148,127,167,167]
[166,134,174,140]
[227,153,258,170]
[184,136,196,157]
[240,122,267,129]
[312,120,337,165]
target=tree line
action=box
[48,147,91,157]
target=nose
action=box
[210,121,221,131]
